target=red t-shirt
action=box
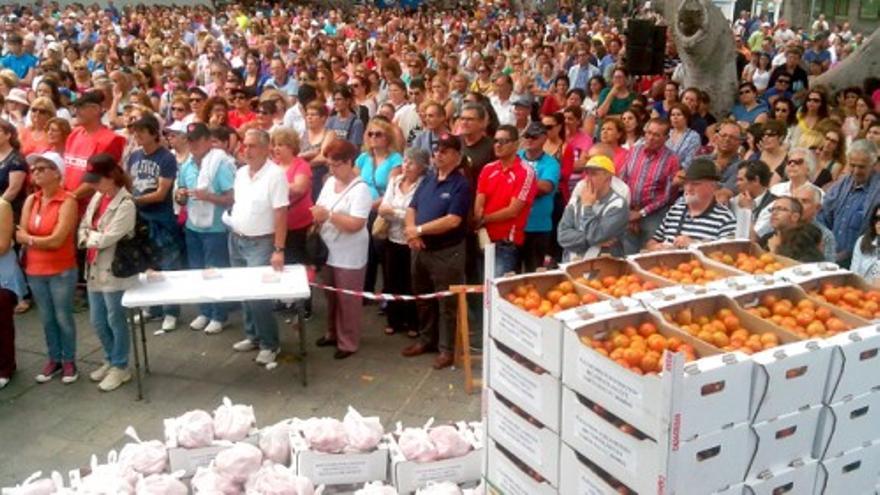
[63,126,126,210]
[477,157,537,245]
[285,157,314,231]
[228,109,256,130]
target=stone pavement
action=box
[0,294,484,486]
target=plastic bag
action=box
[416,482,463,495]
[134,473,187,495]
[214,442,263,483]
[428,425,471,460]
[301,417,347,454]
[78,452,136,495]
[354,481,399,495]
[6,471,64,495]
[259,421,292,465]
[191,465,240,495]
[343,406,384,453]
[214,397,256,442]
[173,410,214,448]
[244,462,316,495]
[118,427,168,475]
[398,421,439,463]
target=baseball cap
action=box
[165,120,188,134]
[684,157,720,181]
[74,90,105,107]
[524,122,548,138]
[436,133,461,152]
[186,122,211,141]
[513,96,532,108]
[26,151,64,178]
[583,155,615,174]
[82,153,119,183]
[128,114,160,135]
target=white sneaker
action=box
[161,315,178,332]
[98,367,131,392]
[255,348,279,365]
[204,320,225,334]
[189,315,210,331]
[232,339,258,352]
[132,310,153,325]
[0,377,8,389]
[89,362,112,382]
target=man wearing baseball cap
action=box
[646,157,736,250]
[517,121,560,272]
[558,155,629,261]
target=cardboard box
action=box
[492,271,601,376]
[774,262,846,284]
[818,390,880,459]
[289,430,389,486]
[628,249,741,285]
[629,283,715,308]
[564,255,672,299]
[486,389,560,486]
[485,439,557,495]
[167,434,259,477]
[794,271,880,322]
[748,405,824,480]
[387,430,482,494]
[560,385,663,494]
[488,338,561,432]
[818,441,880,494]
[558,442,639,495]
[694,239,799,276]
[670,422,755,495]
[562,306,753,440]
[824,326,880,403]
[705,274,786,299]
[553,297,645,324]
[744,458,821,495]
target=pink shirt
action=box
[285,157,313,230]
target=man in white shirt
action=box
[490,75,517,126]
[227,129,289,366]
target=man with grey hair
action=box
[819,139,880,268]
[227,128,289,365]
[793,186,836,262]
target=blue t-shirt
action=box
[326,114,365,150]
[356,151,403,199]
[0,53,37,79]
[518,150,560,233]
[177,155,236,233]
[731,102,769,124]
[127,147,178,220]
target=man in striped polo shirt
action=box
[646,158,736,251]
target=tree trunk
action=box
[813,28,880,94]
[669,0,738,118]
[780,0,809,30]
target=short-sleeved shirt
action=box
[477,157,537,245]
[0,150,27,214]
[177,154,236,233]
[411,167,472,250]
[462,136,496,181]
[316,177,373,269]
[63,126,126,209]
[0,53,37,79]
[229,162,290,237]
[518,150,560,233]
[597,87,636,116]
[285,158,313,231]
[356,151,403,200]
[127,146,177,220]
[731,102,769,124]
[652,198,737,244]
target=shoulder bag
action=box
[306,178,363,267]
[111,198,158,278]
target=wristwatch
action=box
[417,225,423,235]
[639,208,648,218]
[273,246,284,253]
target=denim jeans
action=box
[28,267,78,362]
[88,290,129,368]
[186,229,230,322]
[148,220,184,318]
[228,234,279,351]
[494,241,520,278]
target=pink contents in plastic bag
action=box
[176,410,214,448]
[259,421,292,465]
[302,417,347,454]
[214,442,263,483]
[398,427,439,463]
[191,466,240,495]
[428,426,471,460]
[135,474,188,495]
[343,406,384,453]
[244,462,316,495]
[214,397,256,442]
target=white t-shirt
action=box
[316,176,373,269]
[228,161,290,236]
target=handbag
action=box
[371,215,390,240]
[112,204,158,278]
[306,177,363,267]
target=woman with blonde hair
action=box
[20,97,56,156]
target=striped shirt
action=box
[652,198,737,244]
[620,143,681,215]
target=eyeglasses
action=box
[231,94,246,100]
[31,108,52,115]
[807,98,822,103]
[787,158,806,165]
[774,107,789,112]
[493,138,514,145]
[770,206,793,213]
[189,97,204,103]
[30,165,54,173]
[825,136,839,144]
[739,90,753,95]
[763,132,779,137]
[367,131,385,138]
[172,106,186,112]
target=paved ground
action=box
[0,293,483,487]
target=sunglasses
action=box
[189,97,204,103]
[172,106,186,112]
[30,165,55,173]
[493,138,514,145]
[367,131,385,138]
[231,94,246,100]
[787,158,805,165]
[807,98,822,103]
[31,108,53,115]
[770,206,792,213]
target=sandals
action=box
[14,300,31,314]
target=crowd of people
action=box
[0,0,878,391]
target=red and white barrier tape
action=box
[308,282,482,301]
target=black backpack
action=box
[111,204,158,278]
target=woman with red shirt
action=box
[540,75,570,116]
[599,117,631,174]
[16,151,79,384]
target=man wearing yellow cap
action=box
[557,155,629,261]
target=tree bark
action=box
[780,0,809,29]
[813,27,880,94]
[669,0,738,118]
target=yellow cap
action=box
[584,155,615,174]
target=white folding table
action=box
[121,265,312,400]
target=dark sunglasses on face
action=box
[493,138,514,145]
[367,131,384,138]
[807,98,822,103]
[788,158,805,165]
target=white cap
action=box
[165,120,188,133]
[26,151,64,178]
[6,88,28,107]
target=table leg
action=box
[296,304,308,387]
[128,309,144,401]
[140,308,150,374]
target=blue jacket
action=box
[818,173,880,266]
